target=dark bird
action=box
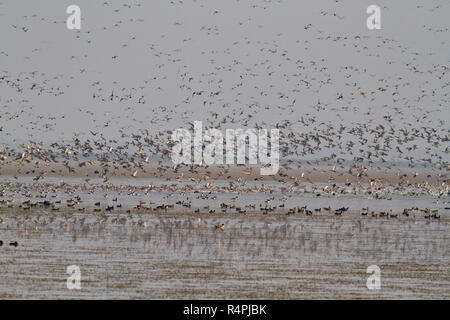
[9,241,18,247]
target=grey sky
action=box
[0,0,448,163]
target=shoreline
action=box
[0,161,447,186]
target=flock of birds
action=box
[0,1,448,228]
[0,184,446,224]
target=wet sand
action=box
[0,161,447,186]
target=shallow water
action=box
[0,201,448,299]
[1,174,447,213]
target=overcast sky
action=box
[0,0,448,163]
